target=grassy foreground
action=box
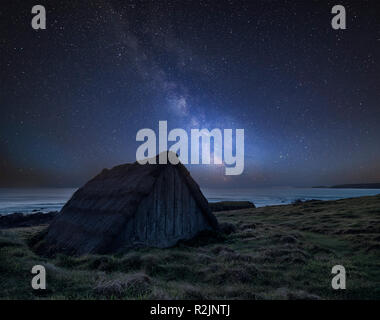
[1,195,379,300]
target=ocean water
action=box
[202,187,380,207]
[0,187,379,215]
[0,188,77,215]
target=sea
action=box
[0,187,380,215]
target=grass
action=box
[0,194,379,299]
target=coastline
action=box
[1,193,380,229]
[3,186,380,215]
[1,194,379,299]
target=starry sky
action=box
[1,0,379,188]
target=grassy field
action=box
[1,195,379,300]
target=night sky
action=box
[1,0,379,188]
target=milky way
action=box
[1,0,379,188]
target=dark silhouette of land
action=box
[313,183,380,189]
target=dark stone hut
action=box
[37,152,218,255]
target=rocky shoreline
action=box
[0,211,58,229]
[208,201,255,212]
[0,201,257,230]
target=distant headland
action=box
[313,183,380,189]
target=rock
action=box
[209,201,255,212]
[0,211,58,229]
